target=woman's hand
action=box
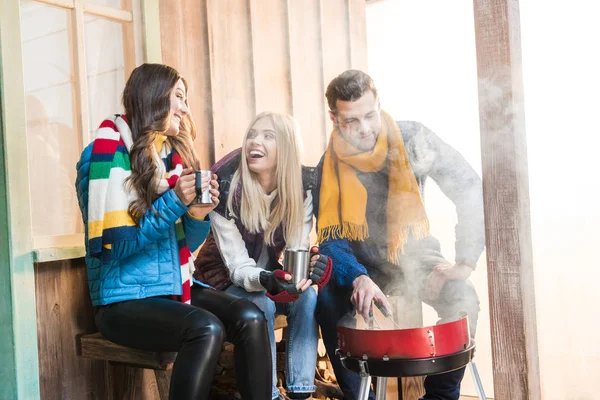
[295,278,313,293]
[188,173,220,220]
[174,167,196,205]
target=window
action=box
[20,0,143,254]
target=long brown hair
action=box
[122,63,200,223]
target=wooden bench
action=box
[79,315,289,399]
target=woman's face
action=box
[246,117,278,177]
[166,79,188,136]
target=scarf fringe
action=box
[387,218,431,264]
[317,222,369,244]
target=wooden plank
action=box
[84,3,133,22]
[0,0,40,397]
[35,259,108,399]
[159,0,214,168]
[472,1,541,399]
[154,368,172,400]
[320,0,352,147]
[121,0,136,79]
[73,0,91,147]
[347,0,368,71]
[141,0,162,63]
[207,0,256,160]
[249,0,292,115]
[81,332,177,370]
[287,0,327,166]
[274,314,288,330]
[34,0,75,8]
[0,40,19,400]
[320,0,351,83]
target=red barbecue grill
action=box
[336,315,485,400]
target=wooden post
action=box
[472,1,541,399]
[0,1,40,398]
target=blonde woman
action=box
[194,112,332,400]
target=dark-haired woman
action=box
[75,63,271,399]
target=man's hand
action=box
[424,263,473,301]
[351,275,392,320]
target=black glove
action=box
[259,270,300,303]
[309,247,332,290]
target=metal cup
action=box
[195,170,213,205]
[283,249,310,284]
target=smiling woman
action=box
[194,111,333,399]
[245,116,278,186]
[75,63,275,400]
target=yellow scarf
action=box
[317,110,430,263]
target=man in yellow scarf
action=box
[314,70,480,400]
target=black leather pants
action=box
[95,286,272,399]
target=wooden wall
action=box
[160,0,368,168]
[35,260,106,399]
[34,2,368,399]
[35,260,165,399]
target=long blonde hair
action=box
[227,112,304,246]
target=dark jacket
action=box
[194,148,316,290]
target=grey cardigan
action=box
[398,120,485,267]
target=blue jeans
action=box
[226,285,319,399]
[316,277,479,400]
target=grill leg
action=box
[358,374,372,400]
[375,376,387,400]
[357,360,372,400]
[469,361,486,400]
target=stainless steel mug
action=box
[283,249,310,284]
[195,170,213,205]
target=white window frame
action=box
[5,0,162,263]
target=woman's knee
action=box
[299,286,317,308]
[182,309,225,346]
[233,299,267,325]
[227,299,269,345]
[291,286,317,319]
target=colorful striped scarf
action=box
[87,114,194,303]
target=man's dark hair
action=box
[325,69,378,113]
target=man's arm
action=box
[318,238,368,288]
[399,121,485,267]
[313,155,392,317]
[312,155,369,288]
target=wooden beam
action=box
[249,0,293,115]
[287,0,328,166]
[72,0,91,147]
[159,0,214,168]
[141,0,162,63]
[347,0,368,72]
[0,0,40,398]
[320,0,351,138]
[472,1,541,399]
[206,0,256,160]
[84,3,133,22]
